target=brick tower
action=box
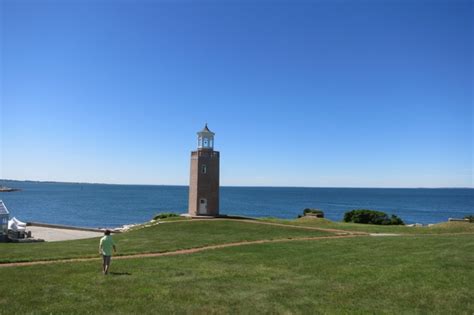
[188,124,220,216]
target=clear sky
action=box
[1,0,472,187]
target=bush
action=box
[465,215,474,223]
[343,209,404,225]
[298,208,324,218]
[303,208,324,215]
[153,213,180,220]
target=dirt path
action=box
[0,234,363,268]
[182,219,474,237]
[169,218,369,235]
[234,219,369,235]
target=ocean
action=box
[0,180,472,227]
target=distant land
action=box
[0,178,472,190]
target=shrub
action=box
[343,209,404,225]
[303,208,324,215]
[298,208,324,218]
[389,214,404,225]
[465,215,474,223]
[153,213,180,220]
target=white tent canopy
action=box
[8,217,27,232]
[11,217,26,227]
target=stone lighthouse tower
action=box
[188,124,220,216]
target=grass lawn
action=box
[261,217,474,234]
[0,234,472,314]
[0,220,332,263]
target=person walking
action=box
[99,230,116,275]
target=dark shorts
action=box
[102,255,111,265]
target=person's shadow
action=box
[109,272,132,276]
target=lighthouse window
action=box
[201,164,207,174]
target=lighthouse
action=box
[188,124,220,216]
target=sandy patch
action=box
[27,226,103,242]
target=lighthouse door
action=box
[199,198,208,215]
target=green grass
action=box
[261,217,474,234]
[0,220,331,263]
[0,235,472,314]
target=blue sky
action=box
[1,0,472,187]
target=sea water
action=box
[0,180,472,227]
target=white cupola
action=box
[197,124,215,150]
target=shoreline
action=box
[4,217,473,243]
[19,214,473,231]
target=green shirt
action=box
[99,235,115,256]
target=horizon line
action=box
[1,178,472,190]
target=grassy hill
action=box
[0,220,333,263]
[0,218,472,314]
